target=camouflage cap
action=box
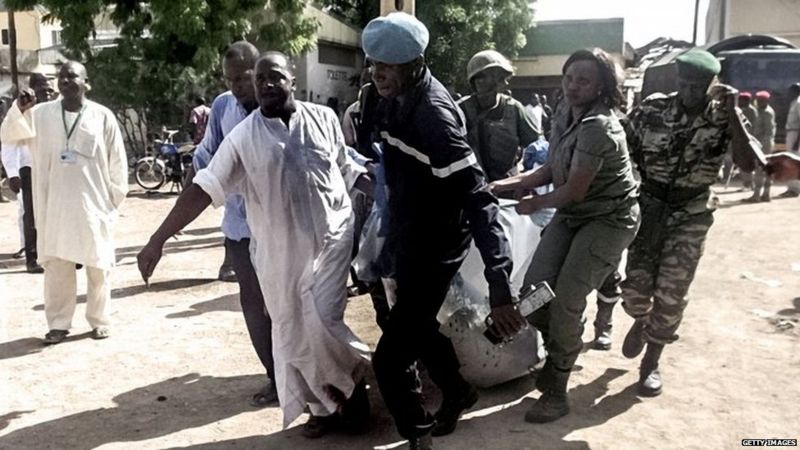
[676,49,721,80]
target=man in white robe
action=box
[137,52,372,437]
[2,73,55,273]
[0,61,128,344]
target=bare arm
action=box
[137,184,212,283]
[515,165,596,214]
[489,163,553,196]
[766,152,800,181]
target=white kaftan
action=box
[193,101,370,427]
[0,100,128,269]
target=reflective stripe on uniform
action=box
[380,131,476,178]
[431,153,477,178]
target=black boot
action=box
[341,380,370,434]
[638,343,664,397]
[26,261,44,274]
[592,299,616,350]
[301,413,340,439]
[431,382,478,436]
[525,362,570,423]
[622,318,647,358]
[25,249,44,274]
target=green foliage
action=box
[321,0,379,29]
[321,0,534,94]
[417,0,534,93]
[13,0,319,155]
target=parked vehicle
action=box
[134,129,195,192]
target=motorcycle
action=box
[134,129,196,192]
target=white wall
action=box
[296,46,362,109]
[706,0,800,46]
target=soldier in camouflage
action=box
[459,50,541,183]
[620,49,763,397]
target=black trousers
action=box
[19,166,37,266]
[227,238,275,382]
[372,257,467,439]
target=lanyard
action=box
[62,104,86,144]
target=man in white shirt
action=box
[1,73,54,273]
[524,93,545,132]
[1,62,128,344]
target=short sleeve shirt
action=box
[548,102,638,225]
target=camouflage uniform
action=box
[525,102,639,372]
[622,92,732,345]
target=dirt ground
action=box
[1,182,798,450]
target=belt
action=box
[641,181,708,206]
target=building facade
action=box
[510,18,628,107]
[706,0,800,47]
[294,6,364,113]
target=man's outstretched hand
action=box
[766,152,800,182]
[137,240,164,286]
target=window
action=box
[51,30,61,45]
[1,29,8,46]
[318,43,356,68]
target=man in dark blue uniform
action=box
[361,13,526,450]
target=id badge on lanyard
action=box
[59,149,78,165]
[60,104,85,165]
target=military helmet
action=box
[467,50,514,82]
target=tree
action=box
[322,0,379,30]
[5,0,320,157]
[418,0,533,93]
[321,0,534,94]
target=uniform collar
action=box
[379,67,431,130]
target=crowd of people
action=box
[4,10,800,450]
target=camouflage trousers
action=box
[621,197,714,345]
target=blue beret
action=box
[362,12,429,64]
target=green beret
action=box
[676,49,721,80]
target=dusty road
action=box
[1,183,798,450]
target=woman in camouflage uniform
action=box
[491,48,639,423]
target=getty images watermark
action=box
[741,439,797,446]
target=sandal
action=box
[43,329,69,345]
[249,383,279,407]
[91,327,110,340]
